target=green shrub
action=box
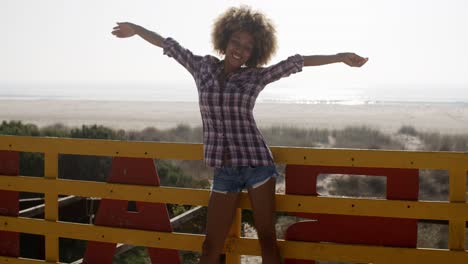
[40,123,70,137]
[418,132,468,151]
[70,124,124,140]
[327,175,386,198]
[332,126,403,149]
[398,125,418,136]
[0,120,40,136]
[261,125,329,147]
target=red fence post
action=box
[0,151,20,257]
[284,165,419,264]
[83,157,181,264]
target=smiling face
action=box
[224,30,255,73]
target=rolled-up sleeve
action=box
[163,37,203,76]
[259,54,304,85]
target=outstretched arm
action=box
[111,22,165,48]
[303,53,368,67]
[260,52,368,86]
[112,22,203,77]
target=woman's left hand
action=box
[337,53,369,67]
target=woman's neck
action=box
[223,61,240,76]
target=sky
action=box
[2,0,468,101]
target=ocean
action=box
[1,82,467,106]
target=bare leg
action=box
[248,177,281,263]
[199,191,240,264]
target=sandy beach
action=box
[1,99,468,134]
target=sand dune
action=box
[1,99,468,134]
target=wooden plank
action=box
[1,136,468,169]
[43,152,59,263]
[0,256,48,263]
[1,215,468,263]
[44,153,58,221]
[1,175,468,221]
[0,136,203,160]
[272,146,468,169]
[448,168,467,250]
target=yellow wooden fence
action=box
[0,135,467,263]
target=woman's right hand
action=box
[112,22,137,38]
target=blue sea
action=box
[1,82,467,106]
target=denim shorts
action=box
[211,165,278,194]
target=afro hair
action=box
[212,6,277,67]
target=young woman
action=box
[112,6,367,264]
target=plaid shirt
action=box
[163,37,304,167]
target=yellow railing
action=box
[0,135,467,263]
